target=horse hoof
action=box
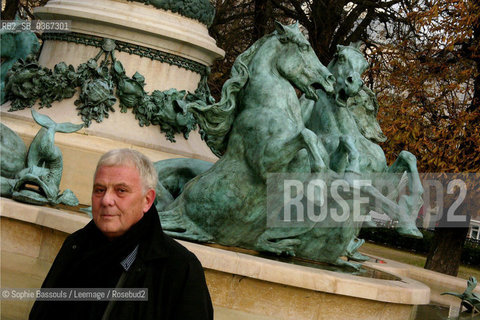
[396,226,423,239]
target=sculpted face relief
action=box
[92,165,154,240]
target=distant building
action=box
[468,219,480,240]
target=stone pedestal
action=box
[363,253,480,308]
[1,0,224,204]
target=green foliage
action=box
[463,240,480,267]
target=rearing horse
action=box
[158,22,336,255]
[307,44,424,240]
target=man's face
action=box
[92,165,154,240]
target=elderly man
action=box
[30,149,213,320]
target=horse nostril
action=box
[346,76,354,84]
[327,75,335,84]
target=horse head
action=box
[328,42,368,107]
[274,22,335,100]
[189,22,335,157]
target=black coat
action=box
[29,205,214,320]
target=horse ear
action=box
[349,41,363,49]
[274,21,286,35]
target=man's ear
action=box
[143,189,156,212]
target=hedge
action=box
[462,239,480,267]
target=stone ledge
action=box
[363,253,480,306]
[182,242,430,305]
[1,198,89,235]
[0,198,430,306]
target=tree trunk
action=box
[425,8,479,275]
[253,0,272,42]
[425,227,469,276]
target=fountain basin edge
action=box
[1,198,430,320]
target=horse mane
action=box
[189,34,275,157]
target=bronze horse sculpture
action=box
[306,43,424,244]
[154,23,386,267]
[153,35,424,270]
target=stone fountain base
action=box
[1,198,430,320]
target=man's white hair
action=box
[94,149,157,193]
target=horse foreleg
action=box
[361,184,423,238]
[387,151,423,195]
[257,128,325,178]
[159,202,213,242]
[386,150,424,227]
[300,128,328,172]
[251,132,307,179]
[299,95,315,124]
[333,257,362,270]
[330,135,360,174]
[254,129,326,255]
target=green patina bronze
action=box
[0,123,27,196]
[153,22,393,269]
[74,39,118,125]
[5,57,79,110]
[1,18,426,269]
[41,33,209,76]
[153,158,213,211]
[127,0,215,26]
[306,43,424,261]
[152,32,425,270]
[0,110,82,206]
[4,38,212,142]
[0,28,40,104]
[442,276,480,314]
